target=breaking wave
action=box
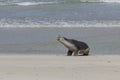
[0,1,59,6]
[100,0,120,3]
[0,0,120,6]
[15,2,58,6]
[79,0,120,3]
[0,1,61,6]
[0,19,120,28]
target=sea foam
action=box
[0,1,59,6]
[0,0,120,6]
[0,19,120,28]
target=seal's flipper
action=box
[73,50,79,56]
[78,48,90,56]
[67,50,73,56]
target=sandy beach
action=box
[0,55,120,80]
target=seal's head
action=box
[57,35,77,51]
[57,35,67,42]
[57,35,60,40]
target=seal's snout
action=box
[57,35,61,41]
[57,37,60,41]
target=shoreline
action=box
[0,54,120,80]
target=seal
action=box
[57,35,90,56]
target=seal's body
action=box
[57,35,89,56]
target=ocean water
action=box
[0,0,120,55]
